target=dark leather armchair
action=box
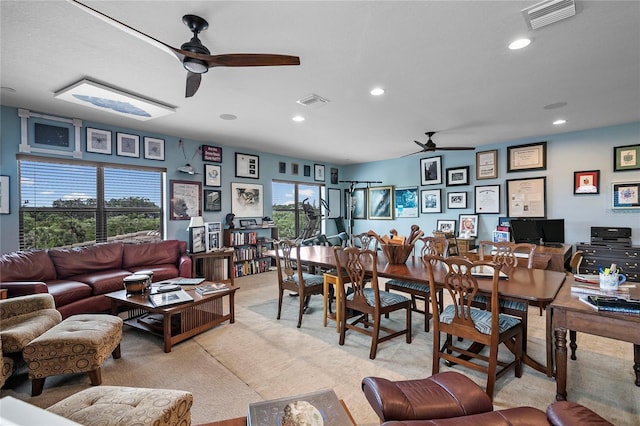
[362,372,613,425]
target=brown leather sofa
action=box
[0,240,191,319]
[362,373,613,425]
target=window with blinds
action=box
[19,157,164,250]
[272,180,324,239]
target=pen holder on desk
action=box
[599,272,626,290]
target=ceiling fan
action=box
[403,132,475,157]
[67,0,301,98]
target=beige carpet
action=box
[2,270,639,425]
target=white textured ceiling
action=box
[2,1,639,165]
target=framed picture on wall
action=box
[170,180,201,220]
[394,186,419,218]
[573,170,600,194]
[116,132,139,158]
[506,176,546,217]
[368,186,393,219]
[314,164,325,181]
[420,156,442,185]
[507,141,547,172]
[86,127,112,154]
[0,176,9,214]
[204,164,221,187]
[612,181,640,209]
[613,144,640,171]
[346,188,367,219]
[474,184,500,214]
[235,153,259,179]
[231,182,263,217]
[447,191,467,209]
[144,137,165,160]
[476,149,498,179]
[446,166,469,186]
[204,189,222,211]
[420,189,441,214]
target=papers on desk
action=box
[470,265,509,279]
[571,280,635,298]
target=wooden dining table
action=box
[268,245,567,374]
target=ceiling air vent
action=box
[522,0,576,30]
[296,93,330,109]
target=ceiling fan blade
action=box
[436,146,476,151]
[185,72,202,98]
[401,150,425,158]
[414,140,428,149]
[205,53,300,68]
[67,0,183,62]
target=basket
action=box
[380,243,414,264]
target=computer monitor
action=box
[537,219,565,246]
[509,219,541,244]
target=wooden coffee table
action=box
[107,283,238,353]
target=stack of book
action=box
[571,275,633,297]
[195,282,229,295]
[579,295,640,314]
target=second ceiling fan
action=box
[68,0,301,98]
[403,132,475,157]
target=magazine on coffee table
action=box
[247,388,352,426]
[148,289,193,307]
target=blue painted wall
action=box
[342,122,640,246]
[1,105,639,254]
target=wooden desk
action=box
[547,278,640,400]
[269,246,567,373]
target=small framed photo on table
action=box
[458,214,479,237]
[436,219,456,233]
[189,226,206,253]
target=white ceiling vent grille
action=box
[522,0,576,30]
[296,93,330,108]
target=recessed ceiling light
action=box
[508,38,531,50]
[292,115,305,122]
[219,114,237,120]
[553,119,567,125]
[370,88,385,96]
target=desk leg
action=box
[229,291,235,323]
[323,277,329,328]
[554,328,568,401]
[634,344,640,387]
[163,313,172,353]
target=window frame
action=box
[271,179,325,239]
[18,155,165,249]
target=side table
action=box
[189,249,235,285]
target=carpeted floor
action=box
[2,270,639,425]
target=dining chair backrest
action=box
[478,241,535,271]
[350,232,379,251]
[569,250,584,274]
[274,238,301,282]
[334,246,380,307]
[419,236,450,258]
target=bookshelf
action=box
[188,249,235,286]
[223,226,279,277]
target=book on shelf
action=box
[195,282,229,295]
[247,388,352,426]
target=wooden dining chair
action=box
[274,239,325,328]
[349,232,379,251]
[333,246,412,359]
[384,236,449,332]
[569,250,584,274]
[423,255,523,400]
[473,240,540,350]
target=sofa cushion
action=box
[128,265,181,282]
[71,270,133,295]
[48,243,124,279]
[0,250,57,282]
[381,407,548,425]
[46,280,93,308]
[123,240,180,269]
